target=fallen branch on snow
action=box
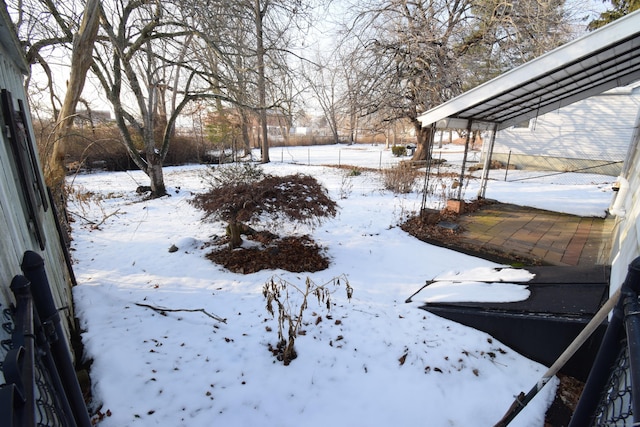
[134,302,227,323]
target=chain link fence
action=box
[271,144,407,169]
[489,153,623,185]
[591,341,633,426]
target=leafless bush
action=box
[263,274,353,365]
[339,169,358,199]
[382,162,420,194]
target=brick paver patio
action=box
[456,203,614,266]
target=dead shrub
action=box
[383,162,420,193]
[263,274,353,365]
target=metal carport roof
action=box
[417,9,640,131]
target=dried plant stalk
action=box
[263,274,352,365]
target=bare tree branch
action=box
[134,302,227,323]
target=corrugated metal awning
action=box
[417,10,640,131]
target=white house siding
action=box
[608,106,640,293]
[489,84,640,176]
[0,49,29,305]
[0,12,76,345]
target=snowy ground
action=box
[69,144,615,426]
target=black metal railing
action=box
[0,251,91,427]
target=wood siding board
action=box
[0,30,76,345]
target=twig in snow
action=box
[93,208,121,229]
[134,302,227,323]
[69,210,97,225]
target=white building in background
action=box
[489,82,640,176]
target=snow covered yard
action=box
[68,144,615,426]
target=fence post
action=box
[9,275,36,427]
[504,150,511,181]
[21,250,91,427]
[623,287,640,420]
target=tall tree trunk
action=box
[255,0,270,163]
[240,109,252,156]
[46,0,100,244]
[331,120,339,144]
[411,122,434,162]
[147,151,166,196]
[143,103,167,197]
[348,110,357,144]
[47,0,100,190]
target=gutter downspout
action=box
[608,176,629,218]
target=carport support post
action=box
[477,123,498,199]
[457,120,473,201]
[420,125,437,213]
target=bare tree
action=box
[241,0,314,162]
[90,0,227,197]
[182,0,310,160]
[7,0,102,238]
[48,0,101,193]
[10,0,77,113]
[184,1,257,156]
[301,52,342,144]
[347,0,574,161]
[458,0,571,88]
[337,40,394,145]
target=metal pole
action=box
[457,121,473,201]
[477,124,498,199]
[623,292,640,421]
[9,275,36,427]
[420,127,437,214]
[504,150,512,181]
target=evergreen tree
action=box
[588,0,640,30]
